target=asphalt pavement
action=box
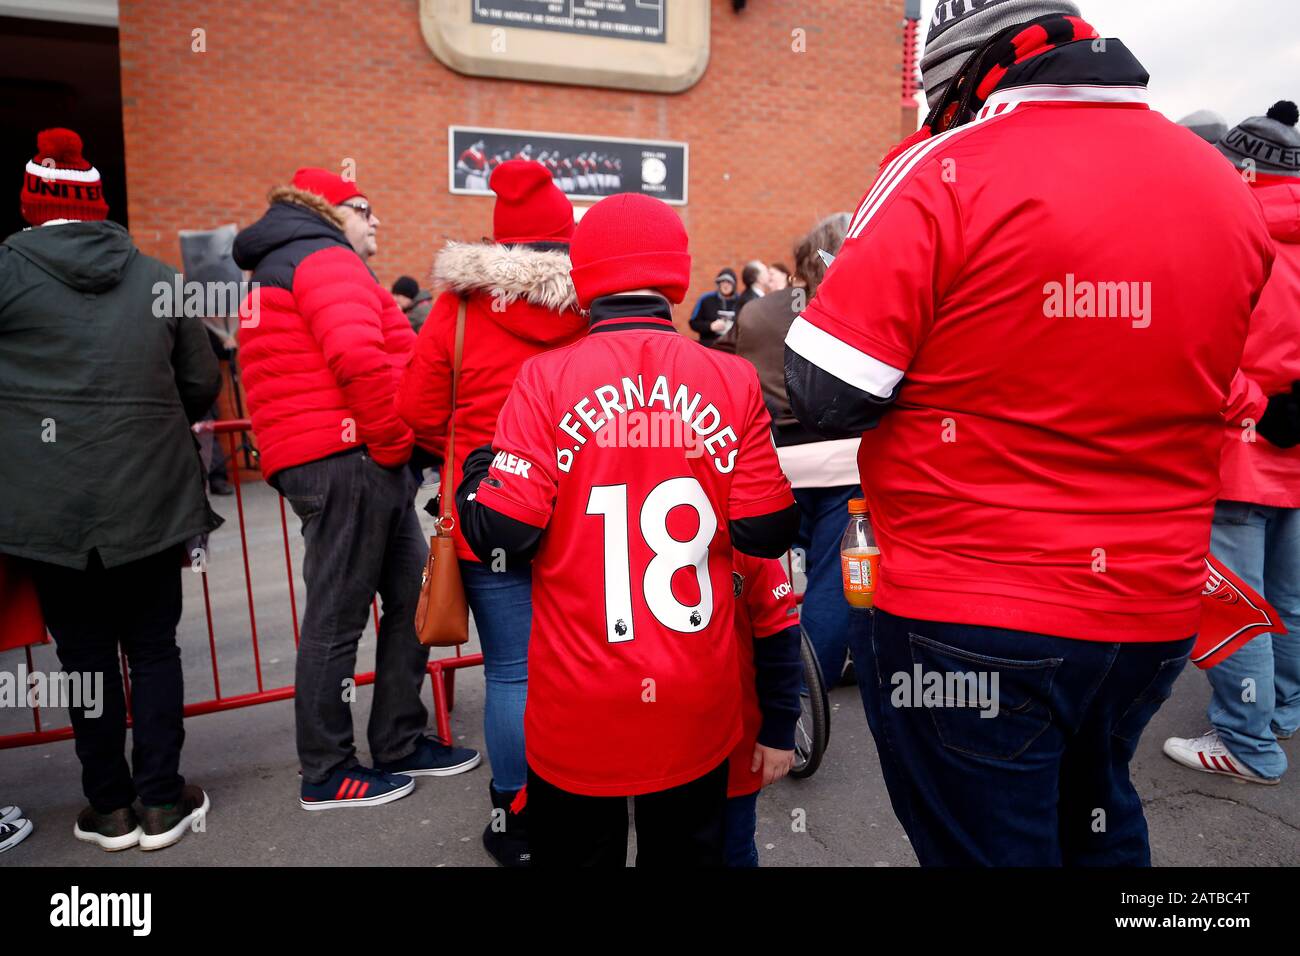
[1,480,1295,867]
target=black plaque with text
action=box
[471,0,666,43]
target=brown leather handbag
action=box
[414,299,470,647]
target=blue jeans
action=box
[793,485,861,684]
[460,560,532,793]
[849,608,1193,866]
[723,791,759,867]
[1206,501,1300,779]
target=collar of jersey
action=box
[982,38,1150,113]
[588,294,677,333]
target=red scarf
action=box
[884,12,1102,164]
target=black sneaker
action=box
[74,806,141,852]
[300,765,413,810]
[0,818,32,854]
[374,737,481,777]
[481,781,530,867]
[139,785,210,850]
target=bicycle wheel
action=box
[790,626,830,778]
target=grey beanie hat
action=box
[920,0,1083,110]
[1216,101,1300,178]
[1177,109,1229,145]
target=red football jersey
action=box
[473,313,794,796]
[727,553,800,798]
[788,88,1274,642]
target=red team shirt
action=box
[789,90,1274,642]
[473,313,793,797]
[727,553,800,799]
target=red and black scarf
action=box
[926,13,1100,135]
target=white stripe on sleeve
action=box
[785,317,904,399]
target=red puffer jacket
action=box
[398,241,585,560]
[1221,175,1300,508]
[234,188,415,478]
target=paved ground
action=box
[1,480,1296,867]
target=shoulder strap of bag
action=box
[441,299,467,525]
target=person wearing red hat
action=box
[455,192,800,867]
[398,159,584,866]
[233,167,480,812]
[3,128,219,851]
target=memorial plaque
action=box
[420,0,708,93]
[471,0,666,44]
[450,126,687,204]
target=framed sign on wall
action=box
[450,126,688,204]
[421,0,709,93]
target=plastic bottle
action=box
[841,498,880,608]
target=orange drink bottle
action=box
[840,498,880,609]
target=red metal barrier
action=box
[0,420,482,750]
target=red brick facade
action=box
[119,0,905,331]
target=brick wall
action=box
[119,0,904,331]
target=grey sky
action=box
[916,0,1300,127]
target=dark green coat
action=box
[0,221,222,569]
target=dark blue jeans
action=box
[723,791,759,867]
[275,450,431,784]
[793,484,861,684]
[849,608,1193,866]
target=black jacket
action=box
[688,289,741,348]
[0,221,221,568]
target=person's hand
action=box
[750,743,795,787]
[710,318,727,334]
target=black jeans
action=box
[850,608,1194,866]
[29,548,185,812]
[274,450,430,783]
[527,762,729,867]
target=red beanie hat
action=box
[291,167,366,205]
[491,160,574,244]
[569,193,691,309]
[20,128,109,226]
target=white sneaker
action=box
[1162,730,1280,785]
[0,805,22,826]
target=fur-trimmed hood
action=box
[434,241,577,313]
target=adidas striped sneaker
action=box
[300,765,414,811]
[1162,730,1280,785]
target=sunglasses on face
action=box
[341,201,374,221]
